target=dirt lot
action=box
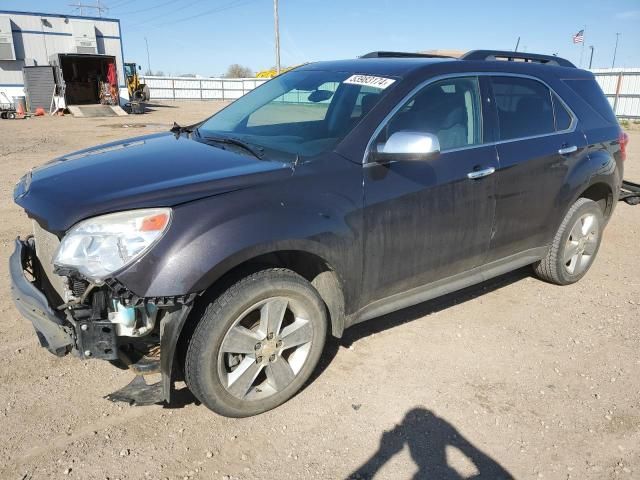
[0,103,638,480]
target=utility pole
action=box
[612,32,620,68]
[273,0,281,75]
[514,36,520,52]
[145,37,152,75]
[588,45,594,69]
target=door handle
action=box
[558,145,578,155]
[467,167,495,179]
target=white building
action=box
[0,9,127,111]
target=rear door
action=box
[486,75,588,261]
[361,76,498,306]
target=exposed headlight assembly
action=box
[53,208,172,282]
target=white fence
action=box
[591,68,640,118]
[139,76,267,101]
[141,70,640,118]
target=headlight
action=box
[54,208,172,282]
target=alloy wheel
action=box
[217,297,314,401]
[564,213,599,275]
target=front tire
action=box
[185,269,327,417]
[533,198,604,285]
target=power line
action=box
[106,0,130,9]
[117,0,179,16]
[153,0,258,27]
[69,0,109,17]
[127,0,211,27]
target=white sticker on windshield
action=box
[343,75,395,90]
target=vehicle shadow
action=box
[164,385,200,409]
[346,407,514,480]
[311,267,531,383]
[144,103,179,109]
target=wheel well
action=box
[580,183,613,219]
[212,251,346,339]
[174,251,346,378]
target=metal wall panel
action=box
[591,69,640,118]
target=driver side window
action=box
[379,76,482,152]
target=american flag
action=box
[572,29,584,44]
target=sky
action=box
[2,0,640,76]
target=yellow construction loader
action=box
[124,62,150,102]
[256,66,296,78]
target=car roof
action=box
[297,56,593,80]
[298,57,453,77]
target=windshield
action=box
[198,70,395,160]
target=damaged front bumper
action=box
[9,238,74,356]
[9,237,194,407]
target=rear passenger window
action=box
[552,93,572,131]
[491,76,555,140]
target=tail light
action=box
[619,130,629,161]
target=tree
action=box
[224,64,253,78]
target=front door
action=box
[361,76,498,307]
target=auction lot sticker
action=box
[344,75,396,89]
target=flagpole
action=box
[579,25,586,67]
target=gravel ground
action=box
[0,103,638,480]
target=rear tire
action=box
[533,198,603,285]
[185,268,327,417]
[141,84,150,102]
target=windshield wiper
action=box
[170,121,199,135]
[202,135,264,159]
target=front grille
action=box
[32,221,66,300]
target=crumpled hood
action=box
[14,132,290,233]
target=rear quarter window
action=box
[562,78,617,124]
[552,93,573,131]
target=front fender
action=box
[114,157,363,309]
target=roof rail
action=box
[360,51,454,59]
[461,50,576,68]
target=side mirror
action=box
[372,131,440,162]
[138,65,142,71]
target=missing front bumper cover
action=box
[10,236,196,407]
[9,238,73,356]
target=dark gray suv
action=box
[10,50,627,417]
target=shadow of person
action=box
[348,408,513,480]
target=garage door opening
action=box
[58,54,119,106]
